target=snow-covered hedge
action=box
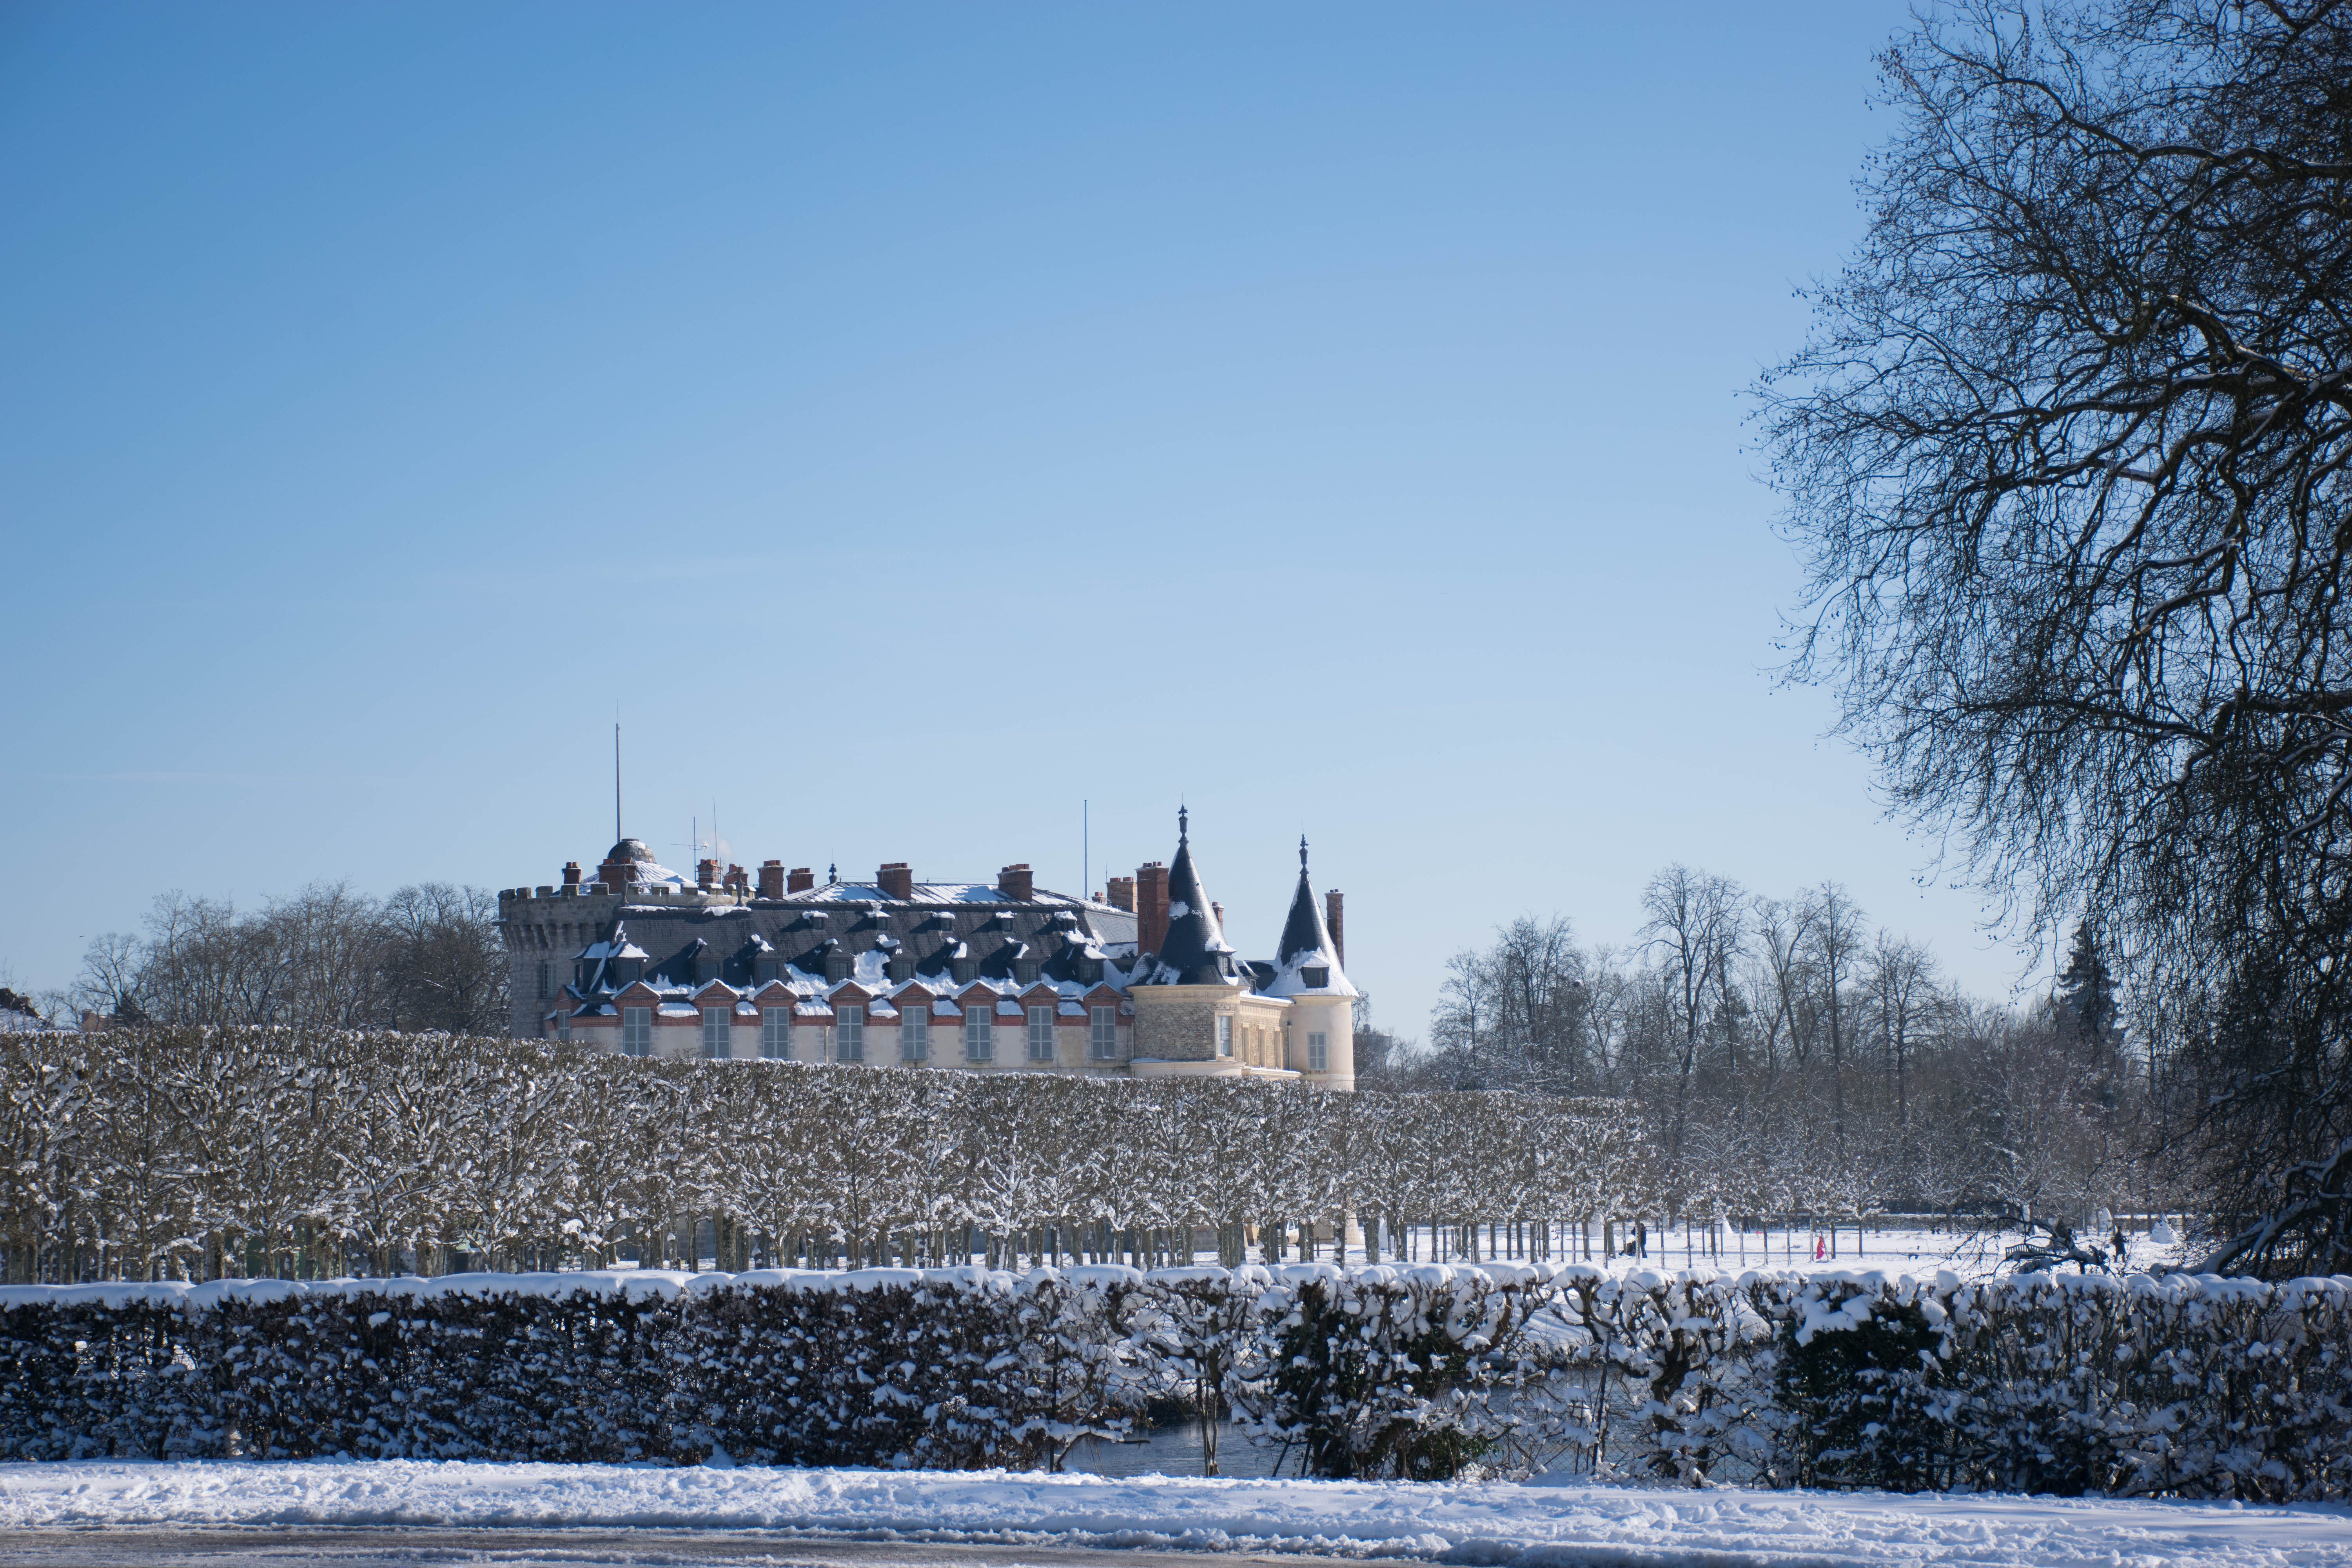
[2,1263,2346,1499]
[0,1267,1153,1469]
[1368,1263,2352,1499]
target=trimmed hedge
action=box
[2,1263,2346,1499]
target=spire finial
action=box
[827,862,837,885]
[1300,833,1309,870]
[1178,805,1189,842]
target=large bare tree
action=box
[1760,0,2352,1275]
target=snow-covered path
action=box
[0,1461,2343,1566]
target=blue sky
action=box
[0,2,2050,1030]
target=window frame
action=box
[1215,1014,1232,1058]
[1308,1030,1328,1071]
[702,1005,731,1058]
[761,1005,790,1059]
[622,1005,652,1057]
[1027,1004,1055,1062]
[965,1004,993,1062]
[1089,1005,1117,1060]
[901,1004,929,1062]
[836,1005,865,1062]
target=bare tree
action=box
[1867,934,1942,1130]
[1802,885,1868,1152]
[74,883,507,1038]
[1760,0,2352,1275]
[1639,865,1744,1162]
[1430,917,1588,1093]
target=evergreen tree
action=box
[2055,921,2118,1060]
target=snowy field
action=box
[1,1461,2343,1566]
[650,1223,2191,1280]
[1507,1221,2194,1279]
[921,1222,2188,1281]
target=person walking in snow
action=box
[1636,1221,1648,1259]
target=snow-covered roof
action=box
[777,880,1124,913]
[546,820,1350,1022]
[1136,809,1241,988]
[1258,838,1358,1000]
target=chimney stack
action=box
[879,862,914,900]
[997,863,1033,901]
[787,866,815,894]
[1326,890,1345,967]
[758,860,784,899]
[697,859,719,891]
[562,861,583,888]
[1106,875,1135,912]
[598,852,635,892]
[1136,861,1169,954]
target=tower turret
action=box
[1142,807,1239,985]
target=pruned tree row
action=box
[0,1026,1653,1285]
[4,1261,2343,1499]
[1416,889,2153,1251]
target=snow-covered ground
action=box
[662,1224,2189,1281]
[0,1462,2340,1566]
[1544,1221,2196,1279]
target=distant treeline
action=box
[1395,874,2165,1255]
[53,883,507,1036]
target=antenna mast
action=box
[613,720,623,842]
[1083,799,1089,901]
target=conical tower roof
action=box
[1263,836,1357,998]
[1144,808,1238,985]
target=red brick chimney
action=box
[788,866,815,893]
[758,860,785,899]
[562,861,583,888]
[1106,875,1134,912]
[697,859,719,890]
[879,862,914,900]
[1136,861,1169,954]
[997,863,1033,901]
[598,853,635,892]
[1326,890,1345,967]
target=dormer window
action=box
[1303,967,1329,989]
